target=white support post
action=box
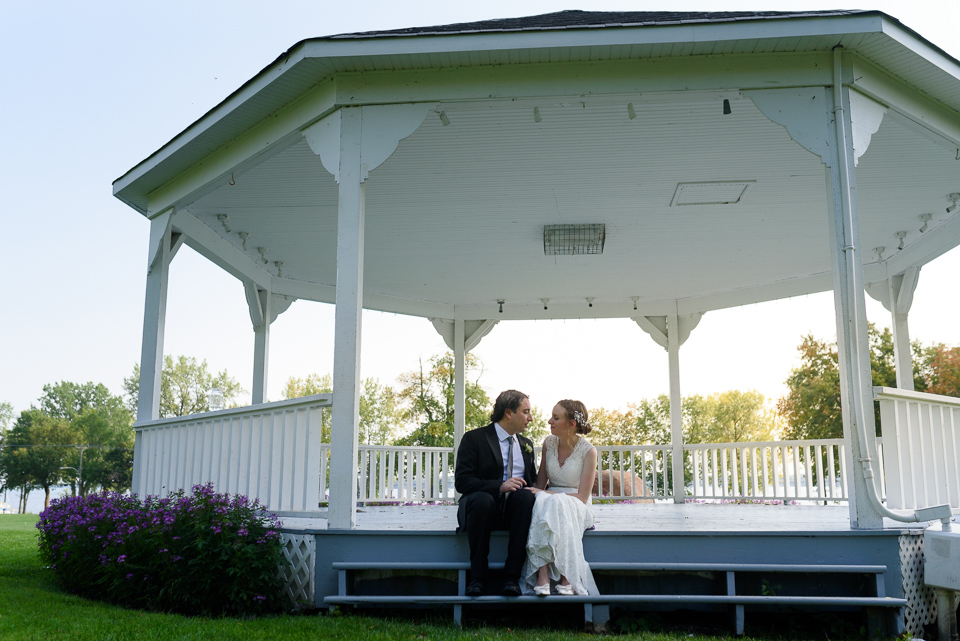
[328,107,365,529]
[825,58,884,529]
[454,318,466,457]
[889,269,919,391]
[137,212,173,424]
[667,312,685,504]
[251,291,272,404]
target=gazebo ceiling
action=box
[115,10,960,321]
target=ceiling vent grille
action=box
[543,224,606,255]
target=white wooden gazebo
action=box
[114,10,960,531]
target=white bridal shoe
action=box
[555,583,574,595]
[534,584,551,596]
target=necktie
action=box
[506,436,514,481]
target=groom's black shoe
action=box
[501,578,522,597]
[465,580,484,597]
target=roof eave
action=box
[112,12,960,216]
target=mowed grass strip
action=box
[1,513,750,641]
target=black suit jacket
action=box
[455,423,538,498]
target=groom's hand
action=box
[499,477,527,493]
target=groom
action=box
[455,389,538,597]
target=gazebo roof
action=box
[114,10,960,322]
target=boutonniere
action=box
[521,440,533,456]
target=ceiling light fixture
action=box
[627,103,636,120]
[497,299,504,314]
[543,224,606,255]
[541,298,549,311]
[723,99,732,115]
[533,107,542,123]
[947,193,960,214]
[895,231,907,250]
[438,111,450,126]
[919,214,932,233]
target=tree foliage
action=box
[923,343,960,397]
[1,409,74,509]
[123,356,243,418]
[0,383,134,510]
[282,373,403,444]
[395,353,490,447]
[777,324,938,441]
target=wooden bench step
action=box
[325,594,906,607]
[332,561,887,574]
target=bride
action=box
[523,399,599,596]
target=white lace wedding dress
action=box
[521,434,598,595]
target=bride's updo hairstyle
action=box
[557,399,592,435]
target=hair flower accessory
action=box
[573,410,586,425]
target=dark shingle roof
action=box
[324,10,874,39]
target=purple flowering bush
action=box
[36,483,285,616]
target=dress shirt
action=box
[494,422,525,481]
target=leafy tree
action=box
[523,407,549,446]
[395,353,490,447]
[706,390,778,444]
[777,324,931,441]
[359,378,402,446]
[123,356,243,418]
[282,373,402,445]
[923,343,960,397]
[0,410,75,510]
[0,401,12,432]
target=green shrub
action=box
[36,483,285,616]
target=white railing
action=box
[876,386,960,512]
[684,439,867,502]
[595,445,674,500]
[318,438,870,504]
[133,394,331,513]
[320,444,455,503]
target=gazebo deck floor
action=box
[280,502,930,534]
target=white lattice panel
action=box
[900,533,937,637]
[280,533,315,607]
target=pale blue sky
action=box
[2,0,959,434]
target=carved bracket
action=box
[302,103,437,182]
[244,281,295,330]
[745,86,886,167]
[431,318,499,352]
[865,266,920,315]
[634,313,703,350]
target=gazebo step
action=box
[330,560,899,634]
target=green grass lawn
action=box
[0,514,874,641]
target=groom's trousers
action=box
[457,488,536,581]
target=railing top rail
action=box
[134,393,333,430]
[595,444,670,451]
[333,444,455,452]
[684,439,847,448]
[873,386,960,407]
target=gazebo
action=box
[114,10,960,629]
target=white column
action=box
[137,213,173,423]
[251,291,272,404]
[667,312,685,504]
[454,318,466,456]
[328,107,365,529]
[888,271,918,391]
[825,63,884,529]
